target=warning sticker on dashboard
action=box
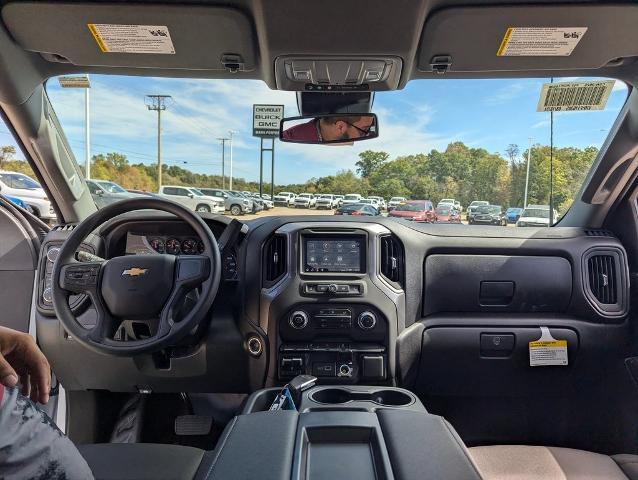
[529,327,568,366]
[87,24,175,54]
[497,27,587,57]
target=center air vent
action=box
[582,248,628,318]
[263,234,287,286]
[380,235,404,288]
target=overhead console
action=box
[275,56,403,91]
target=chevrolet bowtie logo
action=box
[122,267,148,277]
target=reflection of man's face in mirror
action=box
[319,116,374,141]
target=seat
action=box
[468,445,638,480]
[78,443,212,480]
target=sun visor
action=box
[1,2,256,71]
[418,5,638,73]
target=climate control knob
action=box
[357,311,377,330]
[289,310,309,329]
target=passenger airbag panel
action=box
[424,255,572,315]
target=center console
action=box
[205,385,482,480]
[269,227,396,385]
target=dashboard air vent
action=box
[52,224,77,232]
[263,234,287,285]
[588,255,617,304]
[585,229,614,237]
[380,235,404,287]
[582,247,628,318]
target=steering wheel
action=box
[52,197,221,356]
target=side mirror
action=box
[187,193,194,198]
[95,188,104,196]
[279,113,378,145]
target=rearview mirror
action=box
[279,113,378,145]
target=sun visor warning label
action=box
[87,24,175,54]
[529,327,568,366]
[497,27,587,56]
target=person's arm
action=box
[0,326,50,404]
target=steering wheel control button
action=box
[289,311,309,329]
[358,311,377,330]
[246,336,263,357]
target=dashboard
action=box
[34,213,632,397]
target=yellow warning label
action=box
[496,27,514,56]
[529,340,567,348]
[87,24,108,53]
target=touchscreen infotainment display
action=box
[304,237,365,273]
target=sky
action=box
[0,75,629,185]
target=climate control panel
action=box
[278,304,387,383]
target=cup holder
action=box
[310,388,413,407]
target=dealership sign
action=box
[253,104,284,138]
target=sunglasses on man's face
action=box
[344,121,373,136]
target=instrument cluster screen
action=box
[303,236,365,273]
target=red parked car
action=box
[388,200,437,222]
[435,204,461,223]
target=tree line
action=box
[1,141,598,212]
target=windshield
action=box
[96,181,127,193]
[522,208,550,218]
[44,75,627,226]
[436,206,452,214]
[0,173,41,190]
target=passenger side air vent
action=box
[588,255,617,304]
[380,235,404,288]
[582,248,628,318]
[263,234,287,286]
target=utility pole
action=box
[145,95,172,190]
[524,137,532,208]
[228,130,237,190]
[217,137,229,189]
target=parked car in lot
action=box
[3,194,32,213]
[229,190,262,213]
[86,179,138,208]
[469,204,507,226]
[334,195,344,207]
[158,185,225,213]
[0,170,55,220]
[516,205,559,227]
[342,193,363,206]
[359,198,381,210]
[334,203,380,216]
[435,204,461,223]
[388,196,407,211]
[368,195,387,210]
[467,200,489,222]
[388,200,436,222]
[273,191,296,206]
[294,193,317,208]
[252,193,273,209]
[199,188,252,215]
[316,194,338,209]
[506,207,524,224]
